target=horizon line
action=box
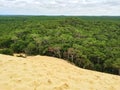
[0,14,120,17]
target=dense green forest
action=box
[0,16,120,75]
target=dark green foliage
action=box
[0,37,13,48]
[25,42,38,55]
[0,16,120,75]
[0,48,13,55]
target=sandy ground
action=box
[0,54,120,90]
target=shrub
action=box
[0,48,13,55]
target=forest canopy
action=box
[0,16,120,75]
